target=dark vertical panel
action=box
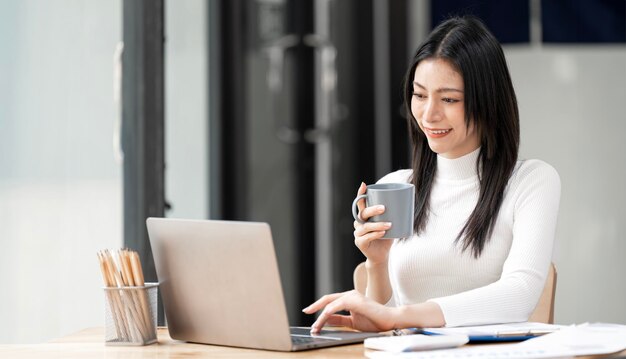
[219,0,248,220]
[431,0,530,43]
[286,0,316,325]
[331,0,377,291]
[542,0,626,43]
[122,0,165,324]
[389,0,410,172]
[330,0,409,292]
[208,1,222,218]
[351,1,377,188]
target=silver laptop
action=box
[146,217,382,351]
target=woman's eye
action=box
[442,98,459,103]
[413,93,426,99]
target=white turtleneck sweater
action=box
[378,148,561,327]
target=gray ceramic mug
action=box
[351,183,415,239]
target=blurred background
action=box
[1,0,625,344]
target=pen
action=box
[392,328,423,336]
[495,329,555,338]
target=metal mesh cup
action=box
[104,283,158,346]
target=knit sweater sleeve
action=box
[428,160,561,327]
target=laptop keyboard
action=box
[290,327,342,344]
[291,335,322,344]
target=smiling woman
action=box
[304,15,561,333]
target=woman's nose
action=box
[422,99,440,123]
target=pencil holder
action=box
[104,283,158,346]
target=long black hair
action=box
[403,16,520,257]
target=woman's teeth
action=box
[431,129,451,134]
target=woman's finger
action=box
[356,182,367,214]
[354,221,392,237]
[310,299,349,333]
[302,291,350,314]
[359,205,386,222]
[356,182,366,196]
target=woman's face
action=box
[411,58,480,159]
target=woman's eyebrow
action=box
[413,81,463,93]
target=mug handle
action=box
[351,194,368,224]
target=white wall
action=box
[0,0,122,343]
[506,45,626,324]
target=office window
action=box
[431,0,530,43]
[542,0,626,43]
[0,0,122,343]
[165,0,209,220]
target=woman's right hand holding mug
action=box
[352,182,394,265]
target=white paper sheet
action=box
[519,323,626,355]
[365,323,626,359]
[364,334,469,353]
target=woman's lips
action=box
[425,128,452,138]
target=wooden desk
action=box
[1,327,625,358]
[0,327,366,358]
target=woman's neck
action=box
[435,147,481,180]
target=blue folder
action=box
[395,323,561,343]
[422,329,549,342]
